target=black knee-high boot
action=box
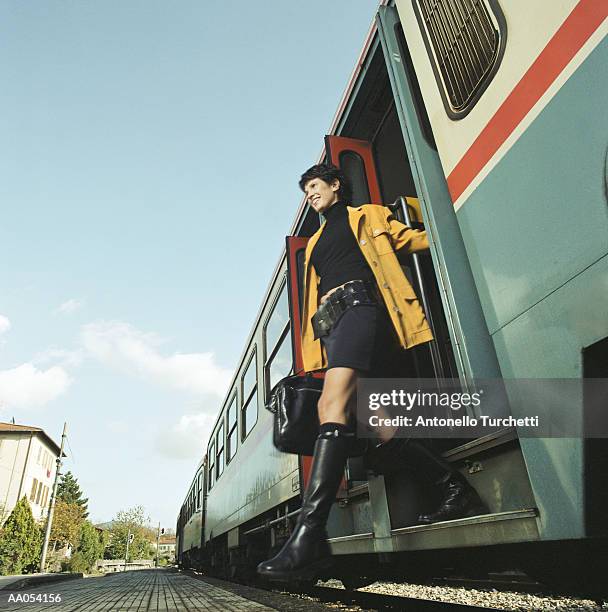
[256,429,349,581]
[406,441,487,524]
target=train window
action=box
[241,349,258,440]
[243,389,258,438]
[267,328,292,396]
[242,348,257,400]
[265,282,289,352]
[197,473,202,509]
[226,393,238,462]
[208,441,215,490]
[412,0,506,118]
[339,151,371,205]
[216,423,225,478]
[264,282,292,398]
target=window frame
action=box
[412,0,507,119]
[208,440,216,491]
[225,391,239,464]
[197,472,202,510]
[240,347,258,441]
[263,280,293,401]
[265,324,292,400]
[215,422,225,480]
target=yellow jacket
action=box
[301,203,434,372]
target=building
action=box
[158,534,176,561]
[0,422,63,523]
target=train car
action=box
[176,458,205,569]
[180,0,608,594]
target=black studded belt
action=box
[311,280,381,339]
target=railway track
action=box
[291,583,505,611]
[187,571,507,611]
[425,572,545,595]
[186,568,608,611]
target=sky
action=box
[0,0,380,528]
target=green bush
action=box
[0,497,42,575]
[68,552,89,573]
[64,522,104,574]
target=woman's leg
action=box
[257,367,359,581]
[317,367,358,425]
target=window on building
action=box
[42,487,49,507]
[413,0,505,118]
[226,393,238,462]
[36,481,43,505]
[264,283,293,398]
[216,423,225,479]
[241,349,258,440]
[208,441,215,490]
[30,478,38,501]
[36,447,42,465]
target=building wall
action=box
[0,433,57,523]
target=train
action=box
[176,0,608,595]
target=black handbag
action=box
[265,374,323,455]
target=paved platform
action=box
[0,569,330,611]
[0,574,81,592]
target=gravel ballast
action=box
[318,579,608,611]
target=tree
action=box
[69,521,105,573]
[105,506,155,561]
[0,497,42,575]
[50,501,84,550]
[56,472,89,518]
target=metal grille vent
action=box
[414,0,503,116]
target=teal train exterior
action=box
[177,0,608,595]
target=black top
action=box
[310,200,375,297]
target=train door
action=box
[286,235,352,499]
[325,134,457,384]
[285,236,316,493]
[323,134,466,521]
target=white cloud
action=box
[81,321,232,397]
[0,363,71,409]
[55,299,84,315]
[34,348,85,368]
[155,412,217,459]
[0,315,11,335]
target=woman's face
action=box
[304,178,340,214]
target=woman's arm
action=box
[385,208,429,253]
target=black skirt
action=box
[320,304,398,373]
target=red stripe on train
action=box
[447,0,607,205]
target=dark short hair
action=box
[298,164,352,203]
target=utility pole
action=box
[124,530,133,571]
[155,522,161,568]
[40,422,67,573]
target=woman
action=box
[257,164,484,582]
